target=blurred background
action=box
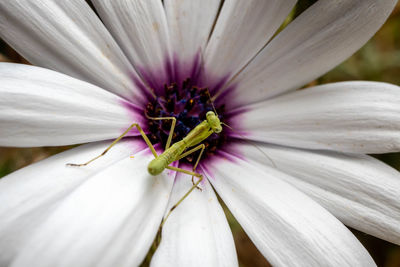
[0,1,399,266]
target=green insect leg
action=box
[176,144,205,187]
[145,115,176,150]
[161,166,204,228]
[66,123,157,167]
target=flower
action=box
[0,0,399,266]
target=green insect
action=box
[67,109,224,226]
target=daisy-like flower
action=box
[0,0,399,266]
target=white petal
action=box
[0,0,144,103]
[204,0,296,80]
[230,0,397,107]
[152,172,238,267]
[0,63,142,147]
[204,154,375,266]
[238,81,400,153]
[235,142,400,245]
[9,148,174,267]
[0,139,145,266]
[91,0,172,86]
[165,0,221,60]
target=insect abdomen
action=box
[165,141,186,164]
[147,141,186,176]
[148,156,167,176]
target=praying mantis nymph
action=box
[67,110,224,227]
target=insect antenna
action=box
[206,88,219,116]
[205,89,275,167]
[221,122,277,168]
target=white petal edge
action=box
[237,81,400,154]
[204,0,296,81]
[233,142,400,245]
[0,63,142,147]
[151,172,238,267]
[164,0,221,60]
[9,147,175,267]
[229,0,397,107]
[203,153,376,267]
[91,0,172,85]
[0,139,146,266]
[0,0,145,103]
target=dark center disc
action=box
[145,78,227,163]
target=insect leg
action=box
[66,123,157,167]
[145,115,176,150]
[161,166,203,228]
[175,144,205,161]
[176,144,205,188]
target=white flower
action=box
[0,0,399,266]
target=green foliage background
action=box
[0,1,399,266]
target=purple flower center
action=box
[126,55,241,163]
[144,77,228,163]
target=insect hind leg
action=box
[176,144,205,189]
[159,144,207,229]
[160,166,203,229]
[66,123,157,167]
[155,167,203,244]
